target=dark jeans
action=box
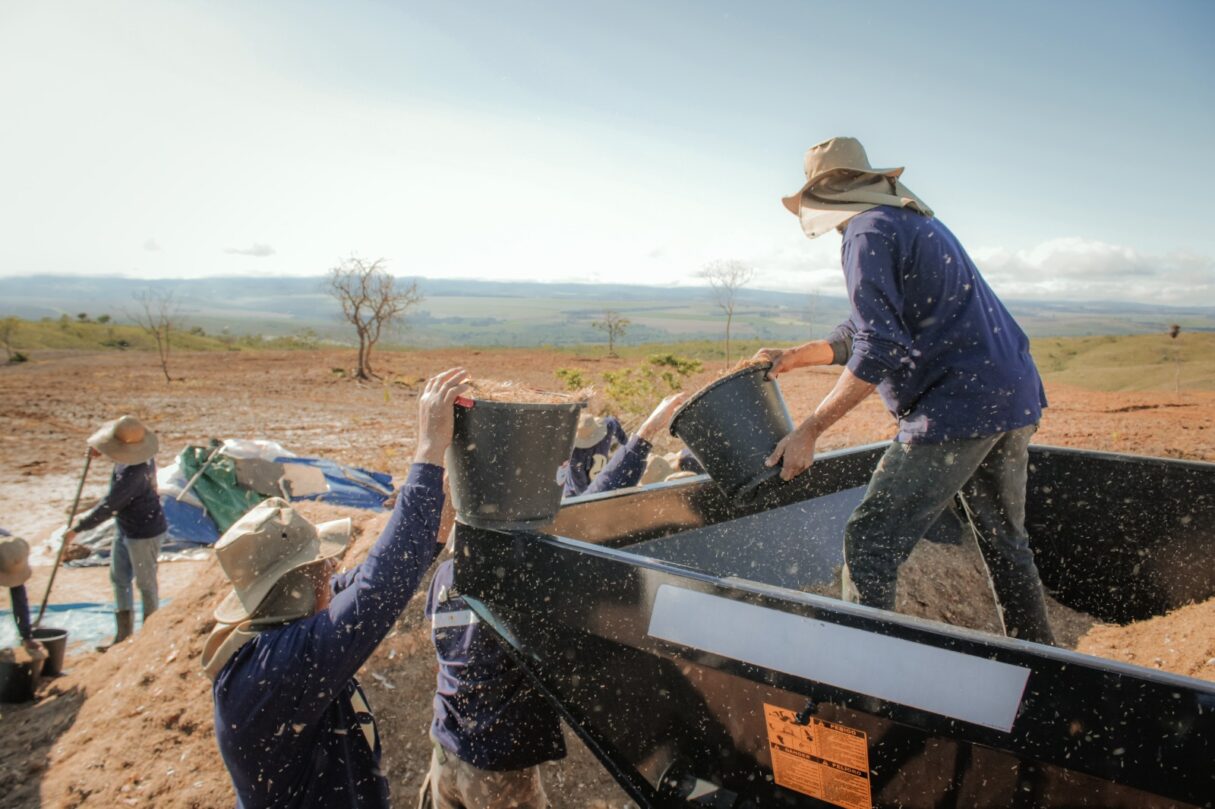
[842,425,1055,645]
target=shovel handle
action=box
[35,449,93,627]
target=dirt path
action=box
[1,348,1212,808]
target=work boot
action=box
[97,609,134,652]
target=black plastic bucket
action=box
[669,364,794,503]
[31,627,68,676]
[447,397,586,529]
[0,654,43,703]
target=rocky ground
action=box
[1,348,1212,807]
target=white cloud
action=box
[972,238,1215,306]
[143,239,161,252]
[224,243,276,258]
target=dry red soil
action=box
[1,348,1212,808]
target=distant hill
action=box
[0,274,1211,347]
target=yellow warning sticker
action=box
[763,703,872,809]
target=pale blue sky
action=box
[1,1,1212,303]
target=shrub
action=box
[601,353,701,418]
[555,367,587,391]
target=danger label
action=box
[763,703,872,809]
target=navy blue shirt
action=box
[563,416,630,497]
[425,559,566,771]
[831,206,1046,443]
[212,464,443,809]
[74,461,168,539]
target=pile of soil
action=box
[468,380,586,405]
[804,538,1098,648]
[1077,597,1215,682]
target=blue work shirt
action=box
[563,416,630,496]
[829,206,1046,443]
[425,559,566,771]
[73,461,168,539]
[212,463,443,809]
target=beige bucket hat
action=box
[88,415,159,465]
[0,535,32,588]
[781,136,932,239]
[213,497,351,624]
[574,414,610,450]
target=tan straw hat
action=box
[88,415,159,465]
[0,535,32,588]
[781,136,932,239]
[213,498,351,624]
[781,136,903,215]
[573,414,610,450]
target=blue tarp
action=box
[275,457,393,510]
[161,496,221,548]
[1,601,166,652]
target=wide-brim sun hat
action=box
[88,415,159,465]
[573,414,609,450]
[0,535,32,588]
[213,498,352,624]
[780,136,903,216]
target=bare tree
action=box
[592,310,630,357]
[327,256,423,380]
[132,290,179,383]
[699,259,755,366]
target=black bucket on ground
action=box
[447,397,586,529]
[670,364,794,503]
[0,653,43,703]
[31,627,68,676]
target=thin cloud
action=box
[972,239,1215,306]
[224,243,276,258]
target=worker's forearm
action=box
[786,340,835,370]
[804,369,876,435]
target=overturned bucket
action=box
[670,363,794,503]
[447,396,586,529]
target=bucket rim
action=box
[30,627,68,640]
[669,362,773,436]
[460,398,587,413]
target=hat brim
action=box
[781,165,904,216]
[88,424,159,465]
[213,518,351,623]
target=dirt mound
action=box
[1077,598,1215,682]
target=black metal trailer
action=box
[453,443,1215,809]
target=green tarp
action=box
[177,445,265,533]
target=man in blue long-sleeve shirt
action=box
[423,391,686,808]
[561,393,688,498]
[203,368,468,809]
[65,415,168,648]
[759,137,1054,644]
